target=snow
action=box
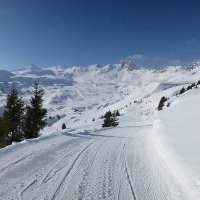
[0,64,200,199]
[156,89,200,197]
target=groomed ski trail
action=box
[0,125,194,200]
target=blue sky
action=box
[0,0,200,68]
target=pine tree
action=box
[179,87,186,95]
[102,111,112,127]
[3,87,25,143]
[191,83,196,88]
[158,96,167,111]
[103,110,112,119]
[24,82,47,139]
[115,110,120,116]
[187,85,192,90]
[0,117,7,148]
[111,113,119,127]
[62,123,66,129]
[102,111,119,127]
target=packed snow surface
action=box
[0,64,200,199]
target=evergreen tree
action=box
[111,113,119,127]
[62,123,66,129]
[24,82,47,139]
[158,96,167,111]
[3,87,25,143]
[0,117,7,148]
[179,87,186,95]
[102,111,119,127]
[103,110,112,119]
[191,83,196,88]
[187,85,192,90]
[102,111,112,127]
[115,110,120,116]
[166,102,170,107]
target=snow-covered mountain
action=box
[1,63,200,199]
[0,63,199,132]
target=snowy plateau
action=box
[0,63,200,199]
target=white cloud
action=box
[192,58,200,65]
[128,54,144,60]
[121,54,182,67]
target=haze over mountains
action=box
[0,61,200,132]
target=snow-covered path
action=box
[0,124,193,200]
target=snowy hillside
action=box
[1,63,199,132]
[1,63,200,199]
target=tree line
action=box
[158,80,200,111]
[0,82,47,148]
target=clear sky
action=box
[0,0,200,68]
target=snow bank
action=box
[155,89,200,198]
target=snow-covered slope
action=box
[1,63,200,132]
[153,88,200,198]
[1,63,200,199]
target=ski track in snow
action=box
[0,124,194,200]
